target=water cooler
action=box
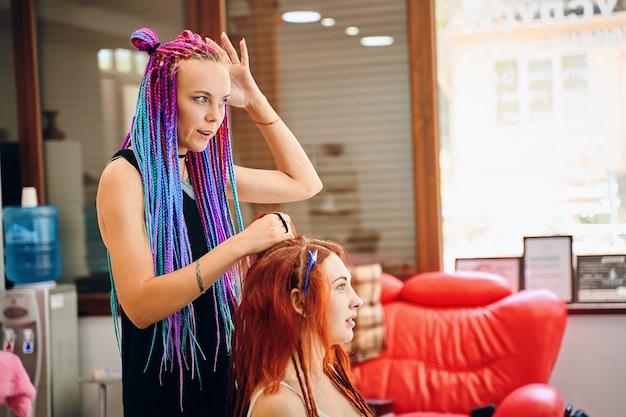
[1,284,80,417]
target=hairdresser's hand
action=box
[205,32,264,110]
[234,212,294,255]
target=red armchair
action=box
[351,271,567,417]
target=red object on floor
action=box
[0,350,36,417]
[352,271,567,417]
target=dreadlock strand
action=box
[292,350,318,417]
[189,131,244,354]
[129,34,199,389]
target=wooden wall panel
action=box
[407,0,443,272]
[11,0,45,204]
[186,0,226,40]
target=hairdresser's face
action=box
[324,253,363,345]
[176,59,230,154]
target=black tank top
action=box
[112,149,230,417]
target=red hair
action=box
[229,235,373,417]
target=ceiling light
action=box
[360,36,394,47]
[321,18,336,27]
[345,26,360,36]
[282,11,321,23]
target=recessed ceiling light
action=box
[321,18,336,27]
[282,11,321,23]
[360,36,394,47]
[345,26,360,36]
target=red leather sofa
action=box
[352,271,568,417]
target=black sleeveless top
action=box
[112,149,230,417]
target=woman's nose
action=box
[205,102,222,122]
[352,292,364,309]
[205,106,218,122]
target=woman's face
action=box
[323,253,363,345]
[176,59,230,154]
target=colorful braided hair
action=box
[229,235,373,417]
[108,27,244,395]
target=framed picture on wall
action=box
[522,235,573,302]
[575,254,626,303]
[454,257,522,292]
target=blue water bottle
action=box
[3,187,62,285]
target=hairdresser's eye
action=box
[337,282,347,291]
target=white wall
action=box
[78,313,626,417]
[550,314,626,417]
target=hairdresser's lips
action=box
[197,130,214,140]
[347,315,356,329]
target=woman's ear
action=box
[290,288,305,316]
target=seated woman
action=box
[229,233,374,417]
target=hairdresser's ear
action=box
[290,289,305,316]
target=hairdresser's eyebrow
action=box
[332,276,349,284]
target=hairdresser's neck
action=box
[178,154,188,181]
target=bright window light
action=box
[282,11,321,23]
[360,36,395,47]
[321,18,336,27]
[345,26,360,36]
[98,49,113,71]
[134,52,148,76]
[114,49,132,73]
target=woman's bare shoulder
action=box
[96,154,145,246]
[250,385,308,417]
[100,154,139,179]
[97,156,142,199]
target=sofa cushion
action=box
[345,263,386,363]
[401,271,513,306]
[380,272,403,303]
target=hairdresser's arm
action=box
[96,159,292,328]
[232,98,322,204]
[206,33,322,203]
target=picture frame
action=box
[575,254,626,303]
[454,256,522,292]
[522,235,574,302]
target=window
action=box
[227,0,415,271]
[436,0,626,270]
[7,0,416,280]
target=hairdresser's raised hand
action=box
[205,32,264,110]
[232,212,294,255]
